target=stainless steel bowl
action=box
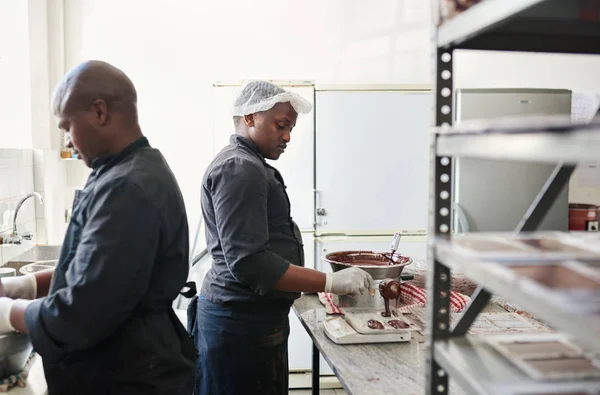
[19,260,57,275]
[0,333,33,378]
[324,250,412,280]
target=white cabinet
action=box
[288,232,333,374]
[268,86,314,231]
[288,310,313,371]
[212,83,315,230]
[288,311,333,375]
[315,90,431,235]
[300,231,315,270]
[212,86,237,156]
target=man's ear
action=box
[91,99,109,126]
[244,114,254,127]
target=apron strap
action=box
[179,281,197,298]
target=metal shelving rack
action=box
[426,1,600,394]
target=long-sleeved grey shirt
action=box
[200,134,304,309]
[24,137,195,393]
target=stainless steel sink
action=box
[0,333,33,378]
[20,261,58,275]
[5,245,62,275]
[0,246,59,377]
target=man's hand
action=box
[1,274,37,300]
[0,297,16,334]
[325,267,374,296]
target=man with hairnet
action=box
[193,80,373,394]
[0,60,196,394]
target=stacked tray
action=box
[435,232,600,354]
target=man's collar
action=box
[91,137,150,170]
[230,134,265,161]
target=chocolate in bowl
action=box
[324,250,412,280]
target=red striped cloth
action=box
[318,283,471,315]
[318,292,343,314]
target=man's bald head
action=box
[53,60,144,168]
[52,60,138,124]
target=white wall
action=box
[454,50,600,204]
[0,149,38,264]
[28,0,69,245]
[0,1,68,250]
[63,0,431,232]
[32,1,600,240]
[0,0,32,148]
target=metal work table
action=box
[293,294,496,395]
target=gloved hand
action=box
[1,274,37,300]
[0,297,16,334]
[325,267,374,296]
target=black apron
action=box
[43,299,197,395]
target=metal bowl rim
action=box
[324,250,413,269]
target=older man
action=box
[0,60,195,394]
[193,80,373,395]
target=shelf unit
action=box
[435,336,600,395]
[427,1,600,394]
[436,240,600,352]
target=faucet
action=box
[2,192,44,245]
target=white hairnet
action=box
[232,80,312,116]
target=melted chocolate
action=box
[388,320,409,329]
[381,299,392,318]
[325,251,410,267]
[367,319,384,330]
[387,249,397,266]
[379,279,401,317]
[379,279,401,299]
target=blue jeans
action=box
[192,296,290,395]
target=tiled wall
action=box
[33,149,47,245]
[0,149,39,265]
[65,159,90,210]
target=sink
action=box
[9,245,62,262]
[0,333,33,378]
[20,261,57,275]
[4,245,62,275]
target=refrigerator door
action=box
[453,89,571,232]
[267,87,315,231]
[212,83,315,230]
[315,90,431,235]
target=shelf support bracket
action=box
[450,286,491,337]
[515,163,575,233]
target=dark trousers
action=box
[193,296,290,395]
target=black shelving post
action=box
[426,46,455,395]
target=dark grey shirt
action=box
[24,138,195,386]
[201,135,304,308]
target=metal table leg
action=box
[312,343,320,395]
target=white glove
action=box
[325,267,374,296]
[0,297,16,334]
[1,274,37,300]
